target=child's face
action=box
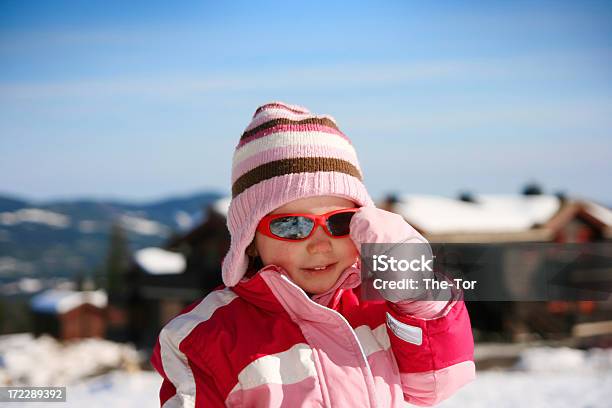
[254,195,359,295]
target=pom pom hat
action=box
[222,102,374,286]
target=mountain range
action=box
[0,191,224,283]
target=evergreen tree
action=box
[0,299,4,334]
[522,181,544,195]
[105,221,131,296]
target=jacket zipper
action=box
[278,274,377,407]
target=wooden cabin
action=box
[30,290,107,340]
[122,199,230,347]
[382,192,612,342]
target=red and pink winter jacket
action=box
[151,263,475,407]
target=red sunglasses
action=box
[257,208,359,242]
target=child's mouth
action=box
[302,262,338,273]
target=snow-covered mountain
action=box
[0,191,223,282]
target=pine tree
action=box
[105,221,131,296]
[0,299,4,334]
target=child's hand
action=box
[349,207,428,249]
[349,207,443,303]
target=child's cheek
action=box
[269,241,302,268]
[339,238,360,266]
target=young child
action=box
[151,102,475,407]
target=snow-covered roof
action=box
[393,194,562,234]
[211,197,231,217]
[30,290,107,314]
[134,247,186,275]
[583,201,612,226]
[204,194,612,237]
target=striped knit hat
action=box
[222,102,374,287]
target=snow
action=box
[438,369,612,407]
[516,346,612,373]
[0,334,139,387]
[134,247,186,275]
[17,277,43,293]
[119,214,169,236]
[0,256,35,275]
[0,277,75,295]
[0,208,70,228]
[37,365,609,408]
[394,194,561,234]
[13,370,162,408]
[477,195,560,226]
[175,209,206,231]
[212,196,231,217]
[439,346,612,407]
[174,210,193,230]
[0,334,155,408]
[73,346,612,407]
[64,370,161,407]
[584,201,612,227]
[2,334,610,407]
[30,289,108,314]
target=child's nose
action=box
[306,226,332,255]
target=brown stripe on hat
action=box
[240,117,340,141]
[232,157,362,198]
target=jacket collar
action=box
[231,262,361,316]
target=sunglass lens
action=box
[269,216,314,240]
[326,211,355,236]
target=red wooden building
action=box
[30,290,108,340]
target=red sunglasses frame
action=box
[256,208,359,242]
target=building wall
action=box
[59,304,106,340]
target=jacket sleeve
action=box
[349,206,475,405]
[384,295,476,406]
[150,325,227,407]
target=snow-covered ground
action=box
[441,347,612,407]
[14,365,612,408]
[4,370,161,408]
[439,369,612,407]
[1,334,611,407]
[0,333,139,386]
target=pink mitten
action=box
[349,207,450,304]
[349,207,428,249]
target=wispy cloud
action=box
[344,100,612,135]
[2,51,609,101]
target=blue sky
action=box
[1,0,611,204]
